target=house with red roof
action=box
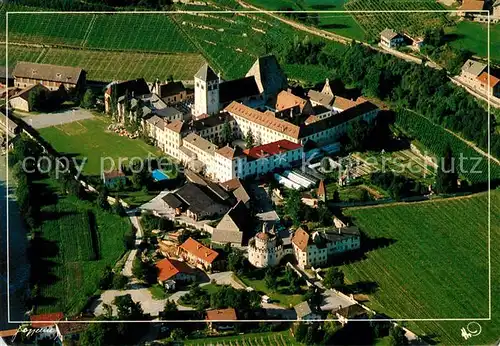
[177,237,220,271]
[155,257,197,289]
[205,308,238,332]
[476,72,500,98]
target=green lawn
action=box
[38,117,166,177]
[184,330,302,345]
[149,284,171,300]
[237,273,305,308]
[446,21,500,62]
[33,183,130,315]
[341,191,498,345]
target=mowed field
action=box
[342,191,499,344]
[446,21,500,62]
[184,330,302,346]
[33,193,130,315]
[38,117,164,176]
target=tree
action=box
[81,88,96,109]
[245,128,255,149]
[114,294,145,320]
[294,323,308,342]
[346,119,371,152]
[80,322,108,346]
[113,200,127,217]
[332,189,340,203]
[264,269,278,290]
[221,118,233,146]
[162,300,178,320]
[132,258,157,285]
[323,267,345,289]
[435,145,458,194]
[99,266,114,290]
[303,287,323,310]
[227,250,245,275]
[112,274,128,289]
[97,187,110,210]
[28,86,46,112]
[388,325,408,346]
[170,328,186,341]
[284,189,303,225]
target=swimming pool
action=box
[152,169,170,181]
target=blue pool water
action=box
[152,169,170,181]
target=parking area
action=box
[19,108,94,129]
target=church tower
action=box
[194,63,220,116]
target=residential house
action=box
[55,322,89,344]
[460,59,487,84]
[212,201,253,247]
[12,62,85,92]
[457,0,487,21]
[0,66,14,88]
[294,301,321,321]
[205,308,238,332]
[9,84,49,112]
[102,170,127,188]
[0,112,20,137]
[155,257,197,288]
[178,237,220,271]
[334,304,368,326]
[476,72,500,97]
[379,28,405,49]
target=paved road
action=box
[121,249,138,277]
[19,108,94,129]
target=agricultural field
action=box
[246,0,365,40]
[446,21,500,62]
[394,109,500,185]
[0,45,44,67]
[38,117,165,176]
[184,330,302,346]
[343,191,498,344]
[33,191,130,315]
[345,0,451,40]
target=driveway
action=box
[204,271,245,289]
[20,108,94,129]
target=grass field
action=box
[446,21,500,62]
[184,330,302,346]
[38,117,165,176]
[342,191,498,344]
[34,191,130,315]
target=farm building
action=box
[13,62,85,92]
[212,201,253,247]
[152,80,191,105]
[379,28,405,49]
[101,170,127,188]
[104,78,150,114]
[0,112,20,138]
[9,84,49,112]
[460,59,487,84]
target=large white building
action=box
[248,225,292,268]
[291,226,361,270]
[144,56,379,184]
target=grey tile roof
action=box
[211,229,243,245]
[308,89,334,107]
[13,62,83,84]
[461,59,487,77]
[294,301,313,319]
[380,28,400,41]
[194,63,218,82]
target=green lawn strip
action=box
[148,284,171,300]
[38,116,165,177]
[342,192,497,344]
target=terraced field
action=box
[343,191,498,344]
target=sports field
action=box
[38,117,165,176]
[33,193,130,315]
[342,191,499,344]
[184,330,302,346]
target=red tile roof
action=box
[206,308,238,321]
[477,72,500,88]
[31,312,64,327]
[243,139,302,160]
[156,258,195,281]
[292,227,309,252]
[275,90,308,112]
[179,237,219,264]
[317,179,326,197]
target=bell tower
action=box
[194,63,220,116]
